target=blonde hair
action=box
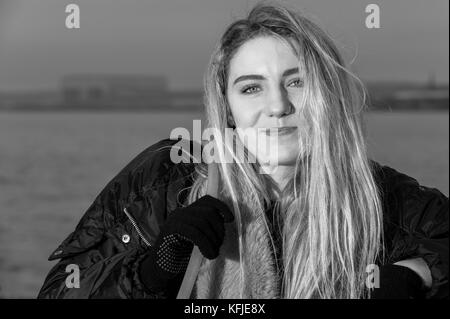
[185,1,384,299]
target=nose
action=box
[264,86,294,118]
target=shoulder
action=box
[370,160,449,253]
[106,138,198,196]
[371,160,448,225]
[370,160,423,194]
[371,160,448,216]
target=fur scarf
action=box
[191,205,282,299]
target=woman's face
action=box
[226,35,309,170]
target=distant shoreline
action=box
[0,108,447,113]
[0,107,204,113]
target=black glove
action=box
[369,264,426,299]
[139,195,234,292]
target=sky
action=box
[0,0,448,92]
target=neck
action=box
[260,164,295,199]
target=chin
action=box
[255,148,299,168]
[272,141,301,164]
[241,133,302,168]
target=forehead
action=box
[228,36,301,77]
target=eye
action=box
[241,85,261,95]
[287,78,304,88]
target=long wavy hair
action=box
[184,1,384,299]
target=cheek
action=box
[288,90,304,113]
[228,94,261,128]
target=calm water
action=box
[0,111,448,298]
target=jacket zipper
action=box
[123,207,152,247]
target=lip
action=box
[262,126,298,136]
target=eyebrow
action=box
[232,67,300,86]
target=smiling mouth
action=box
[262,126,298,136]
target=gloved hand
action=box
[139,195,234,292]
[369,264,426,299]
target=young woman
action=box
[38,2,448,299]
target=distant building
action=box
[0,91,61,110]
[367,82,449,111]
[389,89,449,111]
[61,74,170,109]
[0,75,204,111]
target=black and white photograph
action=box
[0,0,448,303]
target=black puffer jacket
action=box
[37,138,449,299]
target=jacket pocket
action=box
[105,198,157,251]
[122,206,152,247]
